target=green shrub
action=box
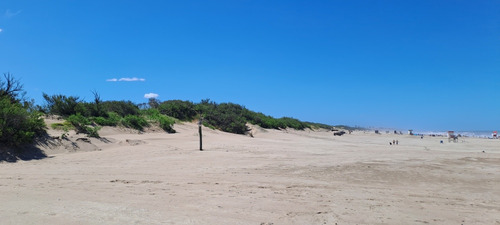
[158,116,176,133]
[107,112,121,125]
[201,103,248,134]
[51,122,72,139]
[0,96,46,146]
[93,117,112,126]
[0,73,25,103]
[42,93,81,117]
[142,108,162,121]
[202,121,216,130]
[141,108,176,133]
[92,112,120,126]
[121,115,149,131]
[139,109,171,132]
[67,113,100,137]
[50,121,73,130]
[101,101,140,117]
[74,102,93,117]
[85,126,101,138]
[67,113,90,129]
[278,117,309,130]
[157,100,197,121]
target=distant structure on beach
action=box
[493,131,498,139]
[448,131,458,142]
[408,130,413,135]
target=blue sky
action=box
[0,1,499,131]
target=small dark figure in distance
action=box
[334,131,346,136]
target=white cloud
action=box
[106,77,145,82]
[4,9,22,18]
[119,77,145,82]
[144,93,159,99]
[0,28,2,32]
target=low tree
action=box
[157,100,197,121]
[91,90,106,117]
[0,72,26,103]
[148,98,160,109]
[42,93,81,117]
[0,73,46,147]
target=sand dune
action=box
[1,122,499,224]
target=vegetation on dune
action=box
[0,73,46,147]
[101,100,140,117]
[2,71,344,146]
[42,93,81,117]
[39,88,341,136]
[121,114,149,131]
[41,92,177,136]
[157,100,197,121]
[142,108,176,133]
[151,98,330,134]
[1,71,363,162]
[201,102,248,134]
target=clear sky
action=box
[1,1,499,131]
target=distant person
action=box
[396,140,399,145]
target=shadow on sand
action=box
[0,134,56,163]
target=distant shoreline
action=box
[366,129,498,139]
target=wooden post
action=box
[198,117,203,151]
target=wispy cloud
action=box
[4,9,22,18]
[120,77,145,82]
[106,77,146,82]
[0,28,2,33]
[144,93,159,99]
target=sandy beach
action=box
[1,122,499,225]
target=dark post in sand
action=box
[198,116,203,151]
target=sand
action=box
[1,122,499,224]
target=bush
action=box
[157,100,197,121]
[92,112,120,126]
[42,93,81,117]
[1,73,26,103]
[142,109,176,133]
[278,117,309,130]
[85,126,101,138]
[101,101,140,117]
[157,115,176,133]
[50,121,73,130]
[0,96,46,146]
[121,115,149,131]
[67,113,90,131]
[67,113,100,137]
[202,103,248,134]
[74,102,92,117]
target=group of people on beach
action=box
[389,140,399,145]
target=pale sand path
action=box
[1,123,499,224]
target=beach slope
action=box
[1,123,499,224]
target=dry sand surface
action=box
[1,122,500,225]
